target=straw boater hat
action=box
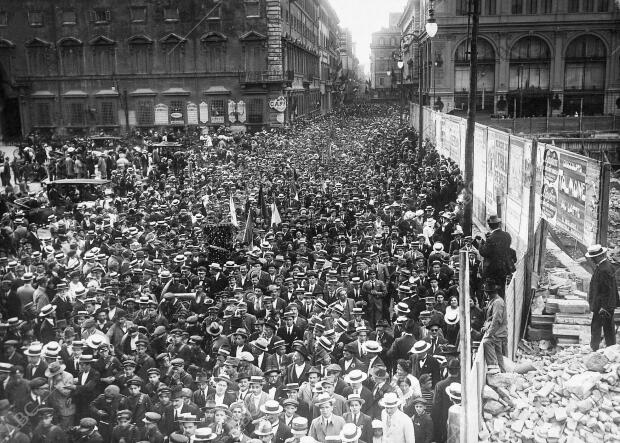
[260,400,283,415]
[585,244,607,258]
[446,382,462,403]
[409,340,431,354]
[343,369,367,384]
[290,417,309,436]
[444,310,459,325]
[378,392,402,408]
[340,423,362,443]
[346,393,365,405]
[362,340,382,354]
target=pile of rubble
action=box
[480,345,620,442]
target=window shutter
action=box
[88,10,96,22]
[105,9,111,22]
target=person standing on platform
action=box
[478,215,514,296]
[586,244,619,351]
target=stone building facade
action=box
[0,0,341,139]
[398,0,620,116]
[369,13,403,98]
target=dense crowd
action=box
[0,104,511,443]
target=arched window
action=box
[454,38,495,111]
[508,36,551,116]
[564,35,606,115]
[379,38,385,46]
[390,38,396,47]
[509,36,550,90]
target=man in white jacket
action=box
[379,392,415,443]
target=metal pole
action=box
[459,248,472,443]
[463,0,479,236]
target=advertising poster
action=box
[473,124,487,224]
[485,129,496,219]
[154,103,169,125]
[169,103,185,126]
[507,136,525,202]
[187,102,198,125]
[540,145,601,245]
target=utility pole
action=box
[463,0,479,236]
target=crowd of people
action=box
[0,104,511,443]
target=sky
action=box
[331,0,408,76]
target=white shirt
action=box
[214,392,226,406]
[294,363,305,378]
[81,370,89,385]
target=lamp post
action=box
[398,6,438,149]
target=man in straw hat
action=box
[585,244,619,351]
[378,392,414,443]
[308,393,346,443]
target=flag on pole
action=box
[229,195,238,227]
[242,210,254,247]
[270,202,282,227]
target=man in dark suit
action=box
[24,345,47,380]
[423,319,448,356]
[585,244,619,351]
[343,394,373,443]
[339,343,365,375]
[478,215,513,295]
[74,354,101,419]
[261,400,293,443]
[367,367,394,418]
[277,313,304,352]
[1,340,26,368]
[409,341,441,388]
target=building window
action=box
[59,41,83,76]
[245,0,261,17]
[130,42,152,74]
[565,35,606,90]
[27,45,49,75]
[457,0,469,15]
[583,0,595,10]
[66,101,86,126]
[164,7,179,22]
[62,10,77,25]
[98,101,116,126]
[28,11,44,27]
[210,100,226,124]
[526,0,538,13]
[93,46,115,75]
[163,44,184,73]
[247,98,264,124]
[169,100,185,124]
[511,0,523,13]
[484,0,497,15]
[567,0,579,12]
[598,0,609,11]
[205,45,227,72]
[379,77,384,86]
[243,44,266,72]
[0,11,7,27]
[33,102,53,127]
[130,7,147,23]
[136,100,154,126]
[91,8,111,24]
[541,0,553,13]
[208,3,221,20]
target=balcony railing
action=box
[239,70,294,84]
